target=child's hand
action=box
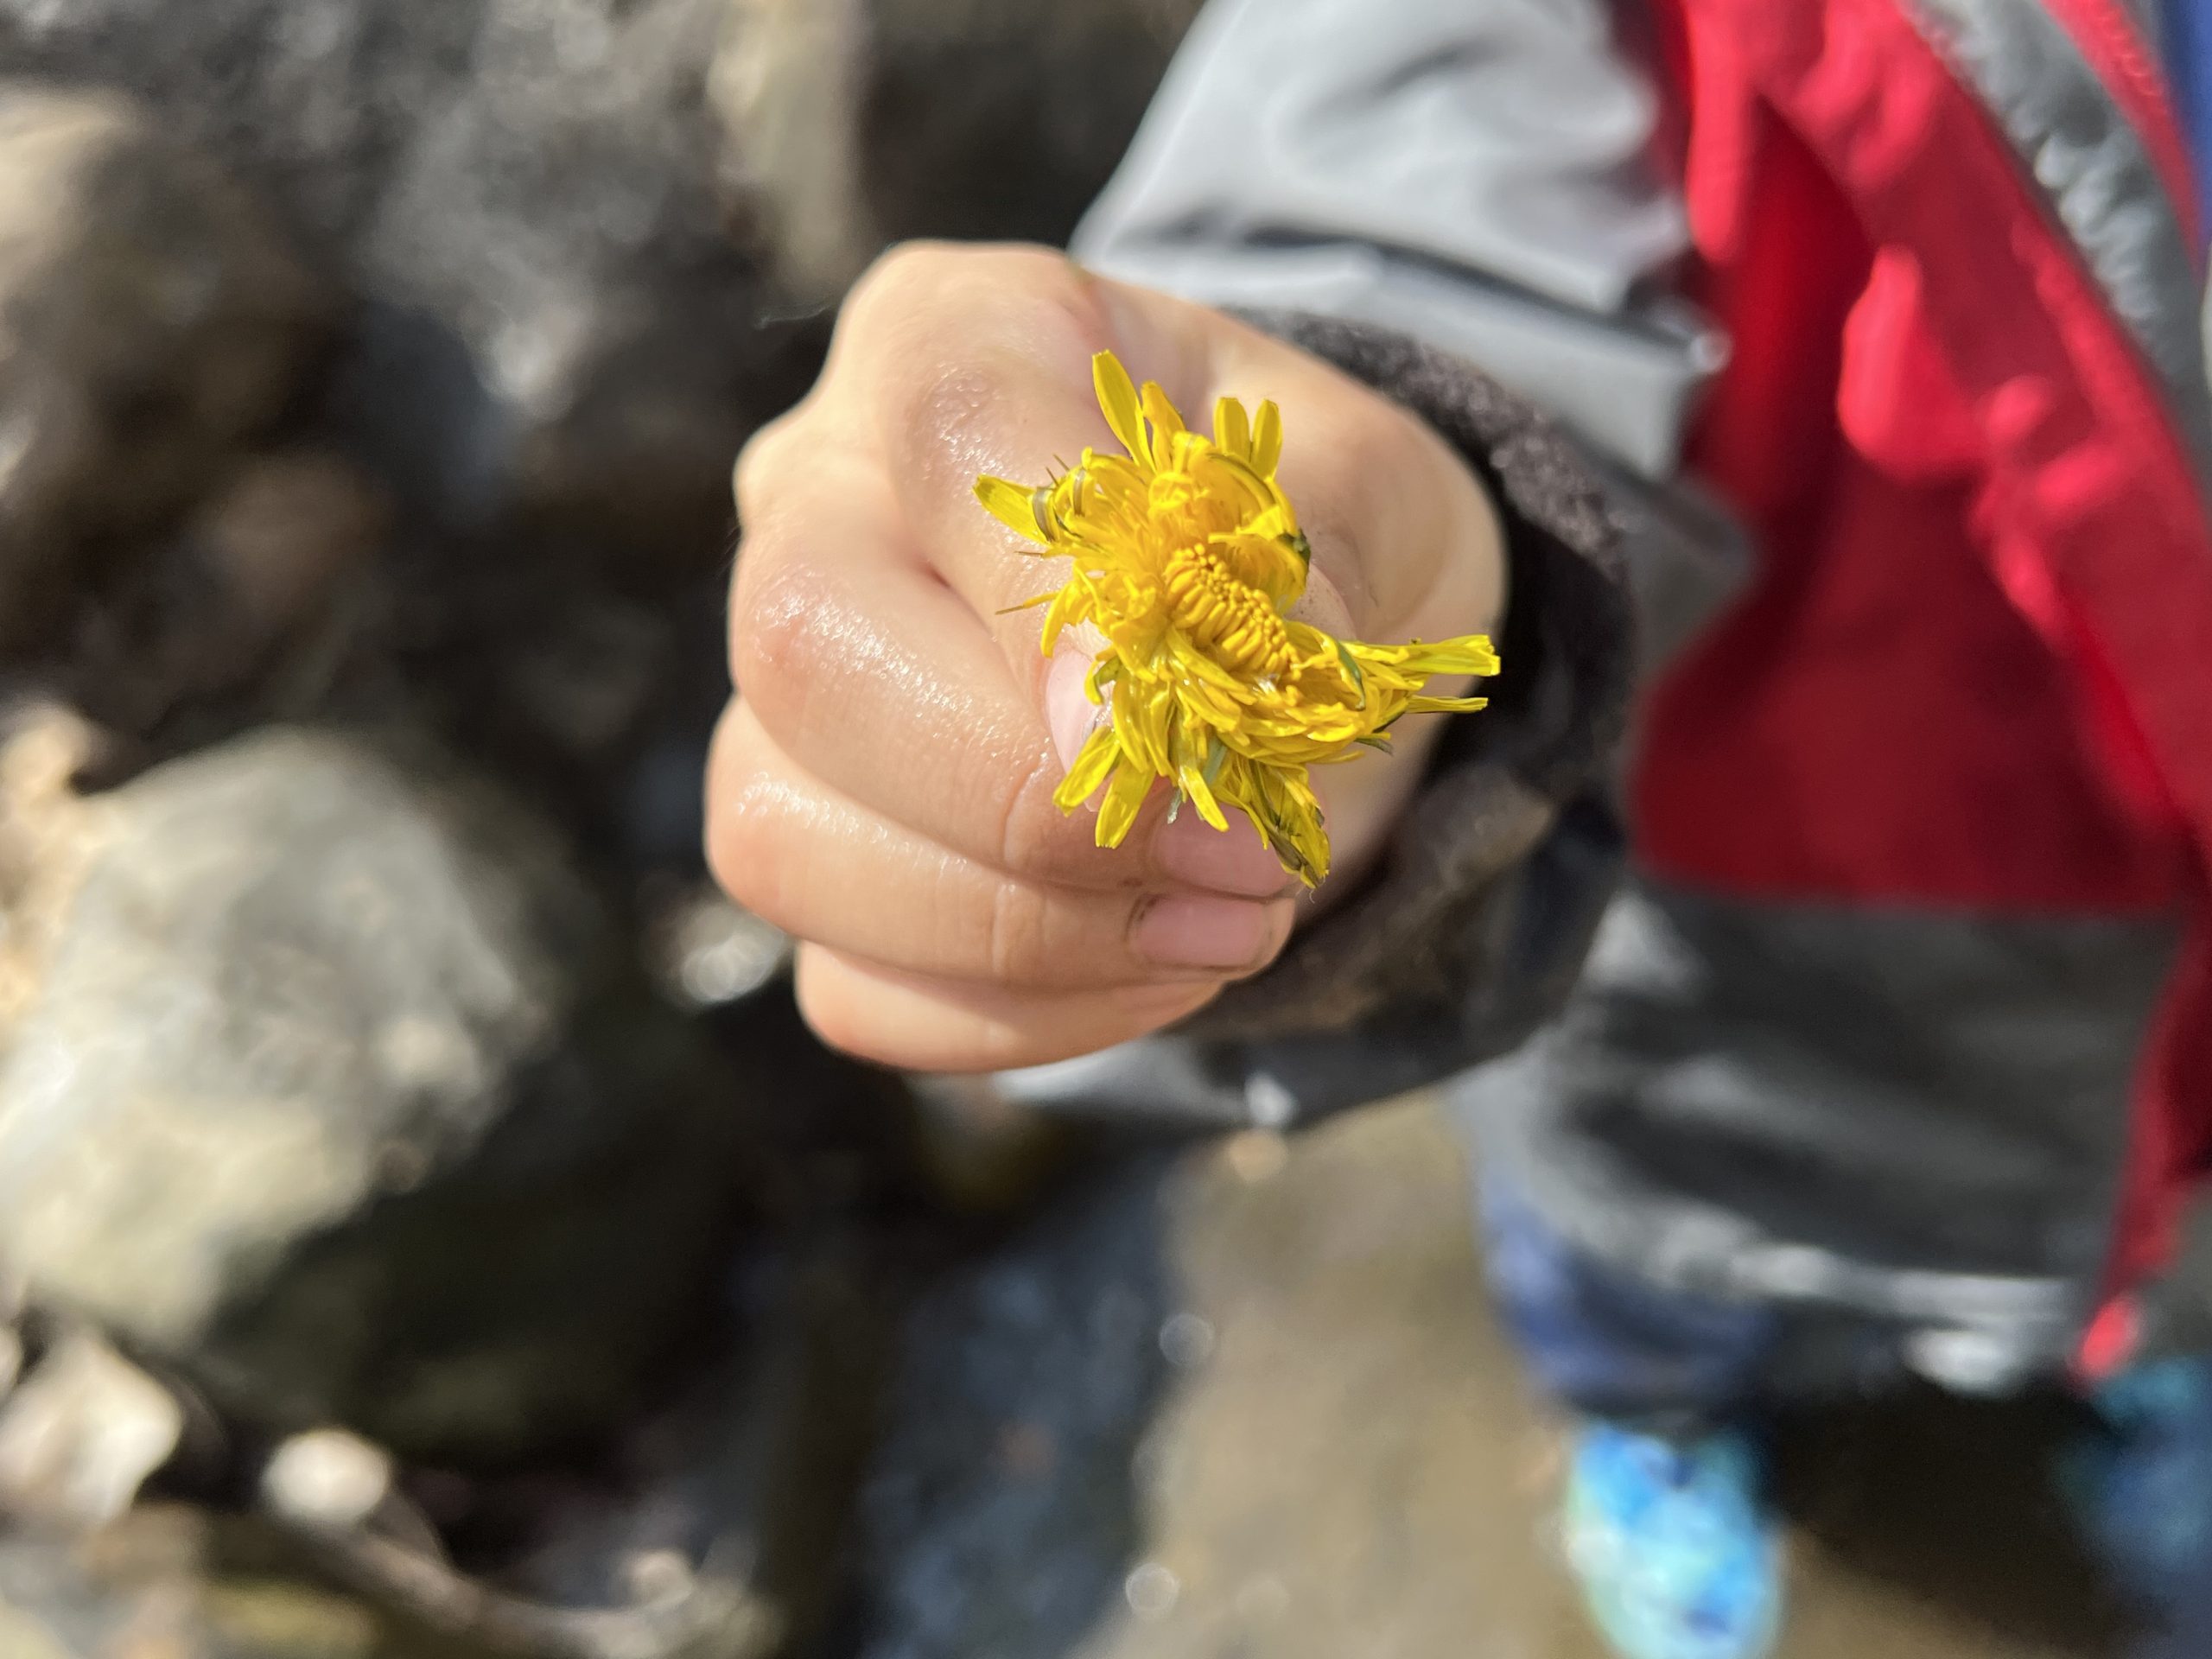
[708,244,1503,1072]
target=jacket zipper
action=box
[2040,0,2205,260]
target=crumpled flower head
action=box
[976,351,1498,887]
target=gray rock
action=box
[0,0,810,564]
[260,1429,396,1533]
[0,727,757,1464]
[715,0,1206,302]
[0,84,330,654]
[855,1100,2132,1659]
[0,1330,184,1533]
[0,1503,483,1658]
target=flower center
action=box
[1163,543,1294,679]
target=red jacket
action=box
[1643,0,2212,1370]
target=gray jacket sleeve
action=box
[1071,0,1722,478]
[932,0,1745,1131]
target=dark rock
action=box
[0,0,812,569]
[383,554,709,870]
[853,0,1207,251]
[487,1240,889,1659]
[855,1144,1178,1658]
[0,84,331,655]
[177,454,389,672]
[899,1076,1083,1218]
[222,1238,890,1659]
[0,727,758,1465]
[65,449,392,741]
[715,0,1206,302]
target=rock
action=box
[261,1431,396,1534]
[856,1144,1179,1656]
[0,84,331,655]
[708,0,877,303]
[899,1075,1081,1217]
[0,1331,184,1534]
[0,1503,467,1658]
[0,727,759,1464]
[386,560,709,863]
[290,1240,891,1659]
[643,887,791,1013]
[0,704,110,1042]
[181,454,388,664]
[855,1097,2133,1659]
[0,0,816,568]
[714,0,1206,302]
[66,450,391,740]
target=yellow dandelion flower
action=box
[975,351,1499,887]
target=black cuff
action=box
[1180,311,1635,1046]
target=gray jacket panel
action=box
[1459,878,2180,1389]
[1072,0,1724,477]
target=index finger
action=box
[831,245,1200,691]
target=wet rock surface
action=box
[715,0,1205,301]
[855,1097,2131,1659]
[0,727,757,1464]
[0,1505,483,1658]
[0,84,330,656]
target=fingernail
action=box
[1154,811,1293,898]
[1133,893,1289,973]
[1045,642,1102,774]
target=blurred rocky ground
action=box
[855,1096,2133,1659]
[0,0,1197,1652]
[0,3,2149,1656]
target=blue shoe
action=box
[1562,1421,1783,1659]
[2060,1355,2212,1618]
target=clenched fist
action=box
[709,244,1503,1073]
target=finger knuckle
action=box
[978,873,1055,984]
[703,767,793,928]
[841,239,960,339]
[728,545,834,702]
[853,241,1108,387]
[732,410,804,526]
[992,745,1079,880]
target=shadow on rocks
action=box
[1774,1386,2133,1657]
[845,1144,1181,1659]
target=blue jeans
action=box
[1476,1170,1779,1431]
